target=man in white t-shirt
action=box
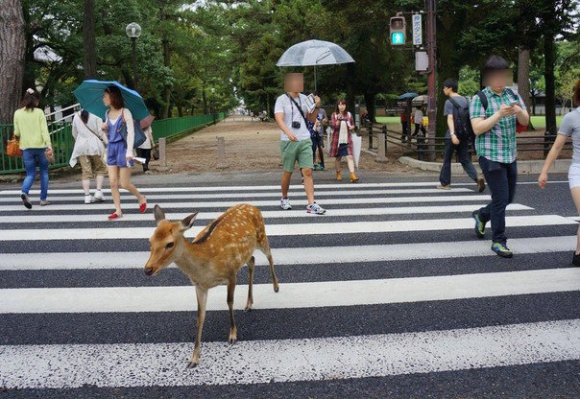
[274,73,326,215]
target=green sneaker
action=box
[472,210,486,239]
[313,164,320,171]
[491,242,513,258]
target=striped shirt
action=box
[470,87,525,164]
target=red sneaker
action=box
[139,201,147,213]
[108,212,122,220]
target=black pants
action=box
[477,157,517,245]
[136,148,151,172]
[401,121,409,141]
[413,123,425,137]
[439,138,478,186]
[311,134,325,167]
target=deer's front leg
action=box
[227,278,237,344]
[187,286,208,369]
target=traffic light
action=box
[390,14,406,45]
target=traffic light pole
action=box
[425,0,437,161]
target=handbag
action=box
[6,137,22,157]
[119,110,146,149]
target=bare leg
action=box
[571,187,580,254]
[245,256,255,311]
[107,166,122,215]
[119,167,145,204]
[335,156,342,174]
[96,174,104,191]
[82,179,91,196]
[346,155,355,173]
[302,168,315,204]
[227,279,237,344]
[188,286,208,368]
[281,171,292,198]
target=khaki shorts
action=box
[79,155,107,180]
[280,139,314,172]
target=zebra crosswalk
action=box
[0,180,578,397]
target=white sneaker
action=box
[280,197,292,210]
[84,195,94,204]
[94,190,105,203]
[306,203,326,215]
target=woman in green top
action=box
[13,89,52,209]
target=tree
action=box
[83,0,97,78]
[0,0,26,124]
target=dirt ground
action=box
[157,116,425,175]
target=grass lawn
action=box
[376,115,563,129]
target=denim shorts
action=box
[107,141,133,168]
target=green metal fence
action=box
[0,112,226,175]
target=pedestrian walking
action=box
[470,56,529,258]
[400,108,409,143]
[101,85,147,220]
[13,88,52,209]
[274,73,326,215]
[438,79,486,192]
[312,104,327,171]
[70,110,108,203]
[539,80,580,265]
[412,105,426,138]
[330,99,359,183]
[136,125,154,174]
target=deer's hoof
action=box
[274,286,280,293]
[244,304,253,312]
[186,361,198,369]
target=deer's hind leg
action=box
[227,278,238,344]
[245,256,255,311]
[258,236,280,293]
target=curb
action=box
[398,156,571,176]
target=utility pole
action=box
[425,0,437,161]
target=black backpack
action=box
[448,96,475,144]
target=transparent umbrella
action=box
[277,39,355,92]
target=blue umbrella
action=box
[73,80,149,121]
[398,92,419,100]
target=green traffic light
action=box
[391,32,405,45]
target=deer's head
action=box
[144,205,198,276]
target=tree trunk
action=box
[83,0,97,78]
[161,37,171,119]
[517,47,534,130]
[363,92,376,123]
[543,27,557,137]
[0,0,26,124]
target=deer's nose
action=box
[144,267,154,276]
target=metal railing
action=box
[0,111,227,175]
[364,121,572,162]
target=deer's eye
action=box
[165,242,175,249]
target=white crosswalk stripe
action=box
[0,180,578,393]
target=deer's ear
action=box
[154,205,166,225]
[180,212,198,231]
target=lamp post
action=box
[125,22,142,89]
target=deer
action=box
[144,203,280,368]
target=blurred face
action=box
[443,86,452,96]
[484,70,512,92]
[284,73,304,94]
[103,92,111,107]
[338,102,347,113]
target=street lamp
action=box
[125,22,142,89]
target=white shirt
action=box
[69,112,105,167]
[274,93,311,141]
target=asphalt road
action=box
[0,172,579,398]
